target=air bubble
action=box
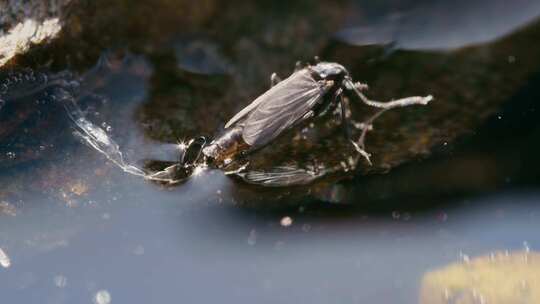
[133,245,145,256]
[54,275,67,288]
[94,290,111,304]
[247,229,257,246]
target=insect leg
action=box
[338,90,351,140]
[354,82,369,91]
[223,161,250,175]
[345,78,432,109]
[338,91,372,165]
[270,73,282,87]
[356,108,387,151]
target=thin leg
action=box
[339,93,350,140]
[354,82,369,91]
[224,161,250,175]
[339,92,372,165]
[347,93,422,168]
[357,108,387,150]
[270,73,282,87]
[346,78,432,109]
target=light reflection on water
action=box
[338,0,540,50]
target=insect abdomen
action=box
[202,125,249,165]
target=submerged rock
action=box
[0,69,79,167]
[420,250,540,304]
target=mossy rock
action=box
[420,251,540,304]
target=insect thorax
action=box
[309,62,348,81]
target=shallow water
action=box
[2,1,540,303]
[1,178,540,303]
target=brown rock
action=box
[420,251,540,304]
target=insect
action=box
[183,58,432,185]
[64,56,432,186]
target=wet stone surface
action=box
[0,0,540,202]
[0,69,78,167]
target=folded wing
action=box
[241,70,324,148]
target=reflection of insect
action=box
[190,58,432,185]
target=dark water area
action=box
[1,0,540,303]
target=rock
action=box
[0,69,79,168]
[419,250,540,304]
[0,0,72,67]
[2,1,540,204]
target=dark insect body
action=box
[192,59,432,185]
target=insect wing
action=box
[236,165,323,186]
[224,93,266,128]
[225,70,306,128]
[242,70,323,148]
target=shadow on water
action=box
[1,1,540,303]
